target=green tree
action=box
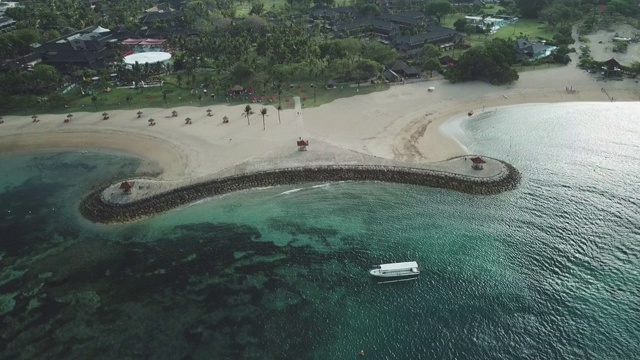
[423,58,442,77]
[446,38,519,85]
[249,3,265,16]
[260,107,268,130]
[30,64,62,94]
[416,44,442,64]
[514,0,548,19]
[361,41,398,66]
[453,18,468,32]
[629,61,640,75]
[540,4,572,29]
[276,104,282,124]
[425,0,453,24]
[244,104,252,125]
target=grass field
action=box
[493,19,555,41]
[7,80,388,116]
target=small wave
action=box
[312,183,331,189]
[280,188,303,195]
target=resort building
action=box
[0,15,15,33]
[34,26,119,72]
[464,16,508,33]
[392,24,463,54]
[514,38,557,62]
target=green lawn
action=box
[493,19,555,41]
[6,80,388,115]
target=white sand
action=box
[1,63,638,192]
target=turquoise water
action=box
[1,103,639,359]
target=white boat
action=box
[370,261,420,283]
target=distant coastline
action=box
[1,64,638,223]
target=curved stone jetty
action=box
[80,159,521,224]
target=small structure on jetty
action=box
[119,181,135,194]
[297,138,309,151]
[470,156,486,170]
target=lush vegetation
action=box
[1,0,639,114]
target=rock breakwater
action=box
[80,161,521,224]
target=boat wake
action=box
[279,188,303,195]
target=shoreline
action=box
[1,64,638,222]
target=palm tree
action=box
[260,107,267,130]
[244,104,252,125]
[277,82,283,107]
[276,104,282,124]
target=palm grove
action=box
[0,0,633,111]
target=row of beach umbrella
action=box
[23,110,232,125]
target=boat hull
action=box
[371,274,419,284]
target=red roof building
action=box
[119,181,135,193]
[470,156,486,170]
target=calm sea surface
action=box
[0,102,639,359]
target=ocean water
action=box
[1,102,639,359]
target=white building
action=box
[464,16,509,33]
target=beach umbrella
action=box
[206,109,212,116]
[223,116,229,122]
[185,117,191,123]
[148,118,154,123]
[137,111,143,115]
[102,112,108,116]
[31,115,38,119]
[172,110,177,114]
[67,114,73,118]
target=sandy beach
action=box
[1,63,638,197]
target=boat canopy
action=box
[378,262,418,271]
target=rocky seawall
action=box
[80,160,521,224]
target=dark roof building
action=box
[139,3,182,25]
[514,38,550,62]
[336,17,400,38]
[386,60,421,78]
[378,13,427,29]
[0,15,16,33]
[0,52,42,73]
[35,26,118,72]
[439,55,457,66]
[392,24,462,54]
